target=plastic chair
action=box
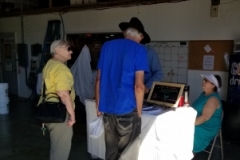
[204,112,224,160]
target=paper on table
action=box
[142,106,154,111]
[142,107,165,116]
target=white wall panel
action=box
[0,0,239,97]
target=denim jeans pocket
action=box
[137,117,142,134]
[116,117,133,134]
[103,116,111,130]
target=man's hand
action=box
[138,112,142,118]
[97,110,102,117]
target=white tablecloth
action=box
[85,99,197,160]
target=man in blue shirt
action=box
[119,17,162,95]
[95,18,149,160]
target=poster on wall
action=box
[147,41,189,84]
[227,54,240,105]
[203,55,214,70]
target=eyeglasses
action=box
[203,78,214,84]
[60,46,72,51]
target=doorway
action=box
[66,32,123,69]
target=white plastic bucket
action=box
[0,102,9,115]
[0,96,9,102]
[0,83,8,99]
[0,83,9,115]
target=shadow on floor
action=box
[1,95,240,160]
[0,95,95,160]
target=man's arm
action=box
[145,46,162,92]
[95,69,102,116]
[135,71,145,117]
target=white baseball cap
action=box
[201,74,220,91]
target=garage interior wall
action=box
[0,0,239,100]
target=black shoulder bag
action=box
[34,81,67,123]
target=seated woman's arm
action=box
[195,97,219,125]
[57,90,75,126]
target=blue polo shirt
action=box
[97,39,149,115]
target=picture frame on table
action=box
[147,82,185,108]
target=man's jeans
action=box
[103,111,141,160]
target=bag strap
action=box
[40,81,48,103]
[41,80,71,99]
[45,93,60,101]
[42,81,46,98]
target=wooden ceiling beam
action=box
[0,0,188,18]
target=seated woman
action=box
[192,74,222,153]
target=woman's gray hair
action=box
[50,39,69,55]
[124,27,143,40]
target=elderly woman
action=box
[38,39,76,160]
[192,74,222,153]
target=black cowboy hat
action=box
[119,17,151,44]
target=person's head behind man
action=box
[119,17,151,44]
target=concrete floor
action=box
[1,95,240,160]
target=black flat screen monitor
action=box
[147,82,185,108]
